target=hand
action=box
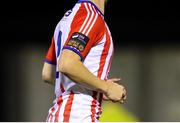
[102,94,109,101]
[103,78,121,101]
[104,78,127,103]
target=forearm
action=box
[58,50,127,103]
[42,63,56,85]
[59,58,108,93]
[44,78,55,85]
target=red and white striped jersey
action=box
[45,0,114,122]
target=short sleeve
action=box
[62,4,105,61]
[45,37,56,65]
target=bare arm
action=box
[59,49,126,102]
[59,49,108,93]
[42,62,56,85]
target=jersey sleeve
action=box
[45,37,56,65]
[62,6,105,61]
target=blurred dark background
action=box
[1,0,180,46]
[1,0,180,121]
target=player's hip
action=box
[46,92,102,122]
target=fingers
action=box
[105,79,127,104]
[112,88,127,104]
[120,94,126,104]
[120,100,124,104]
[103,94,110,101]
[122,88,126,98]
[106,78,121,82]
[120,88,127,104]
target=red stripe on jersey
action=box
[49,107,55,122]
[80,3,92,34]
[81,13,104,58]
[46,106,55,122]
[97,93,103,120]
[63,91,75,122]
[54,96,63,122]
[63,3,105,60]
[84,4,97,35]
[91,15,105,46]
[97,29,111,78]
[79,3,91,33]
[60,83,65,93]
[105,48,114,80]
[64,3,87,47]
[91,91,98,122]
[45,37,56,64]
[90,27,111,122]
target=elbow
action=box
[42,69,54,83]
[42,74,51,83]
[42,72,55,85]
[58,59,73,74]
[42,63,55,85]
[58,50,81,74]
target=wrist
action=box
[99,80,109,94]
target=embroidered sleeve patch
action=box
[67,32,89,52]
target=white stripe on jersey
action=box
[95,93,101,121]
[104,24,114,79]
[48,93,101,122]
[82,3,95,34]
[83,35,106,76]
[79,3,90,32]
[101,34,113,80]
[54,3,81,96]
[67,94,81,122]
[85,5,99,35]
[55,95,69,122]
[47,1,114,122]
[47,101,60,122]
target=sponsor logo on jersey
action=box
[68,32,89,52]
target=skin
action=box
[42,0,126,103]
[91,0,105,14]
[58,49,126,103]
[42,62,55,85]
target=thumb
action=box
[106,78,121,83]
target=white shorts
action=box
[46,92,102,122]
